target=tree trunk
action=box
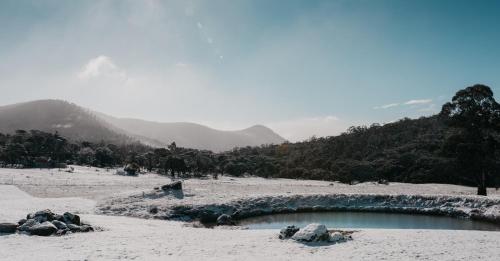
[477,171,487,196]
[477,185,487,196]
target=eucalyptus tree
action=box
[440,84,500,195]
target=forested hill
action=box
[0,100,132,144]
[220,116,460,184]
[1,85,499,191]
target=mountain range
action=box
[0,100,285,152]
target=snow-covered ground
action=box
[1,166,500,260]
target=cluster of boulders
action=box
[279,223,353,244]
[0,209,94,236]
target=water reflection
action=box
[238,211,500,231]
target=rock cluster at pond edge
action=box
[279,223,353,243]
[1,209,94,236]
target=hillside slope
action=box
[0,100,285,151]
[0,100,130,143]
[97,114,286,152]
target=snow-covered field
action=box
[1,166,500,260]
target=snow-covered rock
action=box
[279,225,300,239]
[29,221,57,236]
[63,212,81,225]
[27,209,57,223]
[216,214,235,226]
[67,223,82,232]
[291,223,330,242]
[329,232,352,243]
[115,169,127,176]
[330,232,344,242]
[18,219,38,232]
[51,220,68,230]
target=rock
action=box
[279,225,300,239]
[161,181,182,191]
[53,214,64,222]
[115,169,127,176]
[198,211,218,224]
[17,219,27,226]
[291,223,330,242]
[55,229,69,236]
[51,220,68,230]
[216,214,235,226]
[63,212,81,225]
[124,163,140,176]
[329,232,348,242]
[80,225,94,232]
[0,223,18,234]
[27,209,56,223]
[149,206,159,214]
[29,221,57,236]
[67,224,82,232]
[66,223,93,232]
[18,219,39,232]
[349,180,360,185]
[377,179,389,185]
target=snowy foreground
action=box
[1,166,500,261]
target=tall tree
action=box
[440,84,500,195]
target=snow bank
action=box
[1,168,500,261]
[0,185,95,221]
[98,192,500,224]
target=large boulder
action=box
[216,214,235,226]
[279,225,300,239]
[27,209,56,223]
[63,212,81,225]
[291,223,330,242]
[0,223,18,234]
[51,220,68,230]
[18,219,39,232]
[29,221,57,236]
[161,181,182,191]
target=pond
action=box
[238,211,500,231]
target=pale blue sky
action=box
[1,0,499,141]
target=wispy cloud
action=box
[77,56,126,80]
[404,99,432,105]
[374,98,433,110]
[373,103,400,109]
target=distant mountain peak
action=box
[0,99,285,151]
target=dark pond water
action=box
[238,211,500,231]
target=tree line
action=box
[1,84,499,195]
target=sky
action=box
[1,0,499,141]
